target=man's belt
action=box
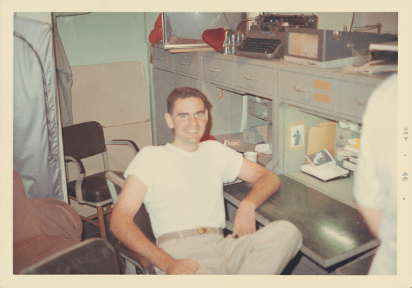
[157,227,223,246]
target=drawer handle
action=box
[209,68,221,73]
[244,76,258,81]
[180,61,190,65]
[158,57,166,60]
[293,86,312,93]
[168,81,179,85]
[355,99,367,106]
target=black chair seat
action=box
[67,171,123,203]
[21,238,120,274]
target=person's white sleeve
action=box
[124,147,153,187]
[217,142,244,183]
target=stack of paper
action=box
[338,138,360,172]
[301,149,349,181]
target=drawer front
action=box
[279,70,336,112]
[235,63,275,96]
[201,56,234,86]
[153,47,173,70]
[174,53,200,77]
[336,81,377,121]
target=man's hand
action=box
[232,200,257,238]
[165,258,201,275]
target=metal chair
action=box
[21,238,120,274]
[62,121,139,241]
[105,171,157,274]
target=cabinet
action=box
[152,69,198,145]
[151,45,389,275]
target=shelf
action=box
[214,133,272,168]
[285,170,356,208]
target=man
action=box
[353,73,397,275]
[110,87,302,275]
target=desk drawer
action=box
[235,63,275,96]
[336,81,377,121]
[174,53,200,77]
[279,70,336,112]
[202,56,234,86]
[153,47,173,71]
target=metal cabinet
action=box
[235,62,276,98]
[201,56,235,86]
[279,70,336,114]
[152,68,198,145]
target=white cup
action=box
[244,151,258,163]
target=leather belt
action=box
[157,227,223,246]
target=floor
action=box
[81,214,118,248]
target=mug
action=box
[244,151,258,163]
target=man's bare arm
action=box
[110,175,200,274]
[355,201,383,238]
[231,159,281,238]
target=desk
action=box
[223,174,379,273]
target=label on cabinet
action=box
[313,92,332,104]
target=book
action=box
[301,149,350,181]
[343,160,357,172]
[337,147,359,161]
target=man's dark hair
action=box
[167,87,208,114]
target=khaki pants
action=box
[155,220,302,275]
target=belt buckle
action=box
[198,227,211,234]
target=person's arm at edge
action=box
[355,201,383,238]
[110,175,200,274]
[231,158,281,238]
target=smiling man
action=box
[110,87,302,275]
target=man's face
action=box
[165,96,208,152]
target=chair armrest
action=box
[106,140,139,155]
[105,171,126,204]
[115,242,156,275]
[64,155,85,203]
[30,198,83,241]
[64,155,85,175]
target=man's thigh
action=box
[155,234,225,275]
[217,220,302,274]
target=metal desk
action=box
[223,174,379,270]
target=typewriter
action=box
[235,14,318,59]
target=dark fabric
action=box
[13,170,42,243]
[67,172,114,203]
[13,170,83,274]
[62,121,107,159]
[21,238,120,274]
[52,20,73,127]
[14,237,80,274]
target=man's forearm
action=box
[242,172,280,210]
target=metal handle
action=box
[158,57,166,60]
[244,75,258,81]
[180,61,190,65]
[209,68,221,73]
[293,86,312,93]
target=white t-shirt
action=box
[353,73,397,275]
[124,140,244,238]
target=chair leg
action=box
[96,206,107,241]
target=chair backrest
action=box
[21,238,120,274]
[133,204,156,244]
[62,121,107,159]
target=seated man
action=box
[110,87,302,275]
